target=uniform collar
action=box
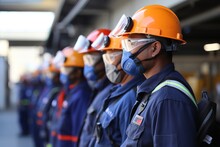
[94,76,110,91]
[68,79,88,94]
[109,74,145,98]
[137,63,175,95]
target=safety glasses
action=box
[60,67,73,75]
[91,33,108,50]
[83,53,102,66]
[121,38,156,52]
[45,72,56,79]
[109,14,133,37]
[102,51,122,64]
[74,35,90,52]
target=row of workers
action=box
[18,4,199,147]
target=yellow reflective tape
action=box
[152,80,197,108]
[20,99,29,105]
[46,143,52,147]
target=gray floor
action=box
[0,109,34,147]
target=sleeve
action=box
[151,99,197,147]
[71,90,90,146]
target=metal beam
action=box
[181,5,220,27]
[9,40,44,46]
[80,8,109,16]
[58,0,90,29]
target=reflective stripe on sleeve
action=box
[152,80,198,108]
[57,134,78,142]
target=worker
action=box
[49,48,73,147]
[17,74,31,136]
[36,61,62,146]
[74,29,115,147]
[55,47,92,147]
[115,5,198,147]
[29,69,45,147]
[88,32,145,146]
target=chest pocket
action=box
[83,106,97,132]
[101,109,115,129]
[126,122,145,140]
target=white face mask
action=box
[104,62,123,84]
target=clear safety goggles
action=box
[91,33,110,50]
[83,53,102,66]
[102,51,122,64]
[60,66,73,75]
[74,35,90,52]
[109,14,133,37]
[53,51,65,68]
[45,71,56,79]
[121,38,156,52]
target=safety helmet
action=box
[74,29,111,53]
[47,62,60,73]
[92,33,122,51]
[115,5,185,44]
[53,47,73,68]
[62,47,84,67]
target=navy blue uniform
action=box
[79,77,113,147]
[91,75,144,147]
[37,84,61,145]
[49,89,65,147]
[29,81,44,147]
[18,81,31,136]
[121,63,198,147]
[33,85,53,147]
[56,80,92,147]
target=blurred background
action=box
[0,0,220,146]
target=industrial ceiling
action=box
[0,0,220,55]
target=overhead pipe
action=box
[181,5,220,27]
[57,0,90,29]
[52,0,90,52]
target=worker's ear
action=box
[151,41,161,57]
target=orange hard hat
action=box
[47,63,60,73]
[121,5,185,44]
[80,29,111,53]
[98,36,122,51]
[62,47,84,67]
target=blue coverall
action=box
[78,77,114,147]
[37,83,61,145]
[56,80,92,147]
[18,81,31,135]
[91,74,145,147]
[49,89,66,147]
[34,85,54,147]
[121,63,198,147]
[29,80,45,147]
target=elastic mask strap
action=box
[94,56,103,66]
[130,41,154,59]
[114,59,123,73]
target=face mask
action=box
[105,63,123,84]
[121,50,145,76]
[83,65,97,81]
[60,73,69,86]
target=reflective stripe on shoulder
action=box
[152,80,198,108]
